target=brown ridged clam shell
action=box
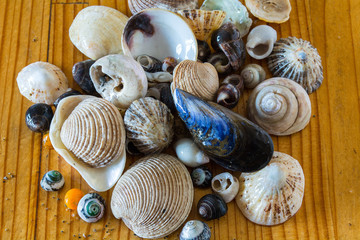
[128,0,198,14]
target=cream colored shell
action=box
[69,6,128,60]
[246,25,277,60]
[17,62,69,104]
[128,0,198,14]
[171,60,219,101]
[241,64,266,89]
[236,151,305,226]
[245,0,291,23]
[247,77,311,136]
[211,172,239,203]
[177,10,226,41]
[111,154,193,239]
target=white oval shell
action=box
[174,138,210,167]
[49,95,126,192]
[211,172,239,203]
[17,62,69,104]
[246,25,277,60]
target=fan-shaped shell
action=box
[236,151,305,226]
[124,97,174,154]
[111,154,193,239]
[177,10,226,41]
[128,0,198,14]
[245,0,291,23]
[268,37,323,94]
[247,77,311,136]
[171,60,219,101]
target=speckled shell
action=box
[180,220,211,240]
[111,154,193,239]
[236,151,305,226]
[128,0,198,14]
[77,193,105,223]
[268,37,323,94]
[245,0,291,23]
[177,10,226,41]
[248,78,311,136]
[124,97,174,154]
[17,62,69,105]
[40,170,65,191]
[171,60,219,101]
[211,172,239,203]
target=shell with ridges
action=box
[245,0,291,23]
[246,25,277,60]
[124,97,174,154]
[236,151,305,226]
[77,193,105,223]
[267,37,323,94]
[247,77,311,136]
[128,0,198,14]
[177,10,226,41]
[180,220,211,240]
[241,64,266,89]
[111,154,193,239]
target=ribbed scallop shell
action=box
[236,151,305,226]
[60,98,125,168]
[124,97,174,154]
[171,60,219,101]
[268,37,323,94]
[177,10,226,41]
[245,0,291,23]
[128,0,198,14]
[247,77,311,136]
[111,154,193,239]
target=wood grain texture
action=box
[0,0,358,239]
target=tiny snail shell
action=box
[191,166,213,188]
[162,57,178,74]
[77,193,106,223]
[180,220,211,240]
[72,60,98,96]
[53,89,81,108]
[40,170,64,191]
[136,55,162,73]
[241,64,266,89]
[197,40,211,62]
[207,52,232,74]
[174,138,210,167]
[211,172,239,203]
[65,189,85,210]
[25,103,54,133]
[216,74,244,109]
[197,194,228,221]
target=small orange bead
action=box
[42,132,53,149]
[64,189,84,210]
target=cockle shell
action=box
[40,170,65,191]
[124,97,174,154]
[241,64,266,89]
[77,193,106,223]
[128,0,198,14]
[247,77,311,136]
[177,10,226,41]
[171,60,219,101]
[90,54,148,109]
[180,220,211,240]
[174,138,210,168]
[17,62,69,105]
[69,6,128,60]
[197,194,228,221]
[50,95,126,191]
[268,37,323,94]
[245,0,291,23]
[246,25,277,60]
[111,154,193,239]
[236,151,305,226]
[211,172,239,203]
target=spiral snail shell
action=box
[197,194,227,221]
[241,64,266,89]
[77,193,106,223]
[180,220,211,240]
[40,170,65,191]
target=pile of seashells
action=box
[16,0,324,238]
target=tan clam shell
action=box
[124,97,174,154]
[236,151,305,226]
[247,77,311,136]
[177,10,226,41]
[128,0,198,14]
[111,154,193,239]
[171,60,219,101]
[245,0,291,23]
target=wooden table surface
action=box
[0,0,359,239]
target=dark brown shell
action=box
[197,194,227,220]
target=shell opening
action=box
[213,179,221,190]
[249,43,270,56]
[114,80,123,92]
[225,178,231,190]
[138,55,151,67]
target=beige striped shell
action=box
[60,97,125,168]
[111,154,193,239]
[236,151,305,226]
[128,0,198,14]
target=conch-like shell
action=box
[177,10,226,41]
[247,77,311,136]
[268,37,323,94]
[69,6,128,60]
[90,54,148,109]
[246,25,277,60]
[236,151,305,226]
[245,0,291,23]
[111,154,193,239]
[128,0,198,14]
[124,97,174,154]
[241,64,266,89]
[171,60,219,101]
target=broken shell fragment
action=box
[245,0,291,23]
[69,6,128,60]
[128,0,199,15]
[77,193,105,223]
[268,37,323,94]
[90,54,148,109]
[180,220,211,240]
[241,64,266,89]
[211,172,239,203]
[72,60,98,96]
[174,138,210,168]
[162,57,178,74]
[236,151,305,225]
[136,54,162,72]
[191,166,213,188]
[40,170,65,191]
[197,194,228,221]
[246,25,277,60]
[17,62,69,105]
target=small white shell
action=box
[90,54,148,109]
[241,64,266,89]
[180,220,211,240]
[17,62,69,104]
[211,172,239,203]
[246,25,277,60]
[174,138,210,167]
[145,71,173,87]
